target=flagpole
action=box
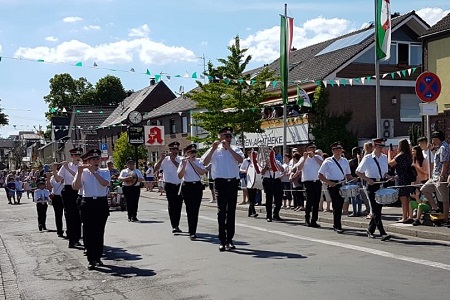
[374,0,381,138]
[283,3,288,156]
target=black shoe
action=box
[87,262,96,270]
[305,218,311,226]
[266,218,272,222]
[95,260,104,266]
[190,234,197,240]
[226,242,236,250]
[273,216,283,221]
[128,218,132,222]
[42,226,47,230]
[430,208,441,214]
[38,225,43,231]
[309,223,321,228]
[68,243,76,248]
[74,241,83,247]
[8,201,11,204]
[334,228,344,234]
[348,213,359,217]
[132,217,139,222]
[366,229,376,239]
[57,233,64,237]
[412,219,421,226]
[172,227,182,233]
[381,234,391,241]
[219,244,226,252]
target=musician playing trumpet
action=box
[261,150,285,222]
[201,127,244,252]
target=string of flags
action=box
[0,55,419,88]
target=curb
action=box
[0,235,22,300]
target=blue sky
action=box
[0,0,449,138]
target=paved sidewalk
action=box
[140,190,450,242]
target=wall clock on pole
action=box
[128,110,143,124]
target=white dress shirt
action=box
[262,160,284,179]
[356,152,388,179]
[50,176,64,195]
[177,158,206,182]
[34,188,50,203]
[74,168,110,197]
[318,156,351,181]
[119,168,144,186]
[58,162,81,185]
[298,155,323,181]
[160,156,182,184]
[201,144,244,180]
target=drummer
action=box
[355,138,391,241]
[318,141,353,233]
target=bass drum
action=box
[247,163,263,190]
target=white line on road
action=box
[197,214,450,271]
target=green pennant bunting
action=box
[75,62,82,67]
[354,78,360,83]
[175,74,181,77]
[366,77,371,83]
[37,59,44,62]
[401,70,406,77]
[315,81,321,86]
[329,81,335,87]
[50,108,56,113]
[224,79,230,85]
[251,80,256,85]
[99,111,103,114]
[412,67,417,74]
[76,110,81,113]
[146,69,151,75]
[0,56,2,62]
[155,74,161,82]
[191,72,197,78]
[341,79,347,86]
[238,79,244,83]
[272,81,278,88]
[390,73,395,79]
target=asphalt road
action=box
[1,194,450,300]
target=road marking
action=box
[197,215,450,271]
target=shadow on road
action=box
[94,265,157,278]
[103,245,143,261]
[231,247,307,259]
[135,220,164,224]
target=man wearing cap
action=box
[356,138,391,240]
[119,158,145,222]
[177,144,206,240]
[296,142,323,227]
[318,141,353,234]
[73,149,111,270]
[201,127,244,251]
[154,141,184,233]
[420,131,450,222]
[55,147,83,248]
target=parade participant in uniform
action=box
[154,141,183,233]
[177,144,206,240]
[240,150,258,218]
[201,127,244,251]
[119,158,145,222]
[34,177,50,231]
[50,163,65,237]
[72,149,111,270]
[56,147,83,248]
[356,138,391,241]
[318,141,353,234]
[297,142,323,227]
[261,151,285,222]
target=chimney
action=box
[150,78,156,86]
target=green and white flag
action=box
[375,0,391,60]
[280,15,294,104]
[296,86,311,107]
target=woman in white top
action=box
[145,162,155,192]
[177,144,206,240]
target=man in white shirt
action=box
[55,147,83,248]
[154,141,183,234]
[119,158,145,222]
[297,142,323,227]
[72,148,110,270]
[201,127,244,252]
[318,141,353,234]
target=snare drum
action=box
[375,188,398,205]
[339,185,360,198]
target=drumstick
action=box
[386,183,424,188]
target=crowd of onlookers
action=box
[0,166,48,204]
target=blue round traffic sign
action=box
[415,71,441,102]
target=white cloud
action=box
[128,24,151,38]
[239,16,353,63]
[45,36,58,42]
[13,38,197,65]
[416,7,450,26]
[63,16,83,23]
[0,44,2,53]
[83,25,101,31]
[201,41,208,46]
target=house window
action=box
[150,120,161,126]
[170,119,176,134]
[410,45,422,66]
[151,151,158,162]
[400,94,421,122]
[398,43,409,65]
[182,116,188,133]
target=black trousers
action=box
[215,178,239,245]
[61,185,81,244]
[80,197,109,263]
[292,185,305,208]
[165,182,183,229]
[52,195,64,235]
[247,188,258,216]
[304,181,322,224]
[367,184,387,235]
[263,178,283,220]
[182,182,203,235]
[36,203,48,227]
[122,186,141,219]
[328,185,344,230]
